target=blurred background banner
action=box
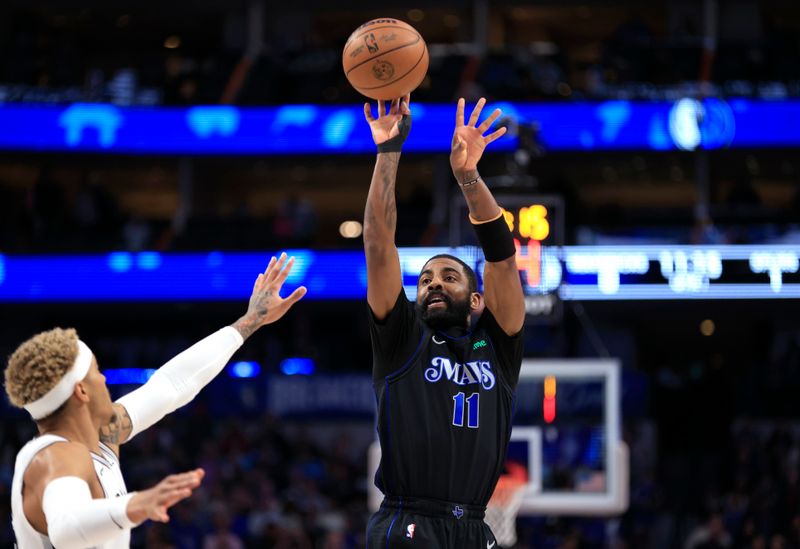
[1,244,798,302]
[266,374,374,418]
[1,99,799,154]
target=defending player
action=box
[7,253,306,549]
[362,96,525,548]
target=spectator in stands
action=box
[684,512,733,549]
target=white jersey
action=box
[11,434,131,549]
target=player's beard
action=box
[417,293,471,331]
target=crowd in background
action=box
[0,409,372,549]
[5,402,800,548]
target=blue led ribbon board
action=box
[1,245,800,302]
[0,99,798,154]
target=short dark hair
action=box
[422,254,478,294]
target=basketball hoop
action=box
[485,464,528,548]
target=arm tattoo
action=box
[379,160,397,231]
[232,316,258,340]
[232,289,274,340]
[253,290,272,318]
[364,201,375,227]
[232,310,261,340]
[461,184,482,218]
[100,405,133,446]
[364,153,399,236]
[461,183,490,221]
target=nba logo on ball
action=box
[406,524,416,539]
[342,18,429,100]
[365,33,379,54]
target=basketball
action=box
[342,18,429,101]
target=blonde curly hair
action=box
[5,328,79,408]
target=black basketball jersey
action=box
[368,291,524,507]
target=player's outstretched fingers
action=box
[155,468,204,521]
[484,126,508,145]
[284,286,307,307]
[263,256,277,278]
[455,97,465,126]
[188,467,205,484]
[163,468,204,488]
[478,108,503,134]
[163,485,194,506]
[378,100,386,117]
[131,468,204,524]
[150,505,169,523]
[274,256,296,286]
[169,468,204,488]
[468,97,487,127]
[400,93,411,115]
[364,103,375,122]
[266,252,287,283]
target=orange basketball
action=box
[342,18,429,101]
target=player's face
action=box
[416,258,477,330]
[84,358,115,422]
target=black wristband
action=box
[377,115,412,153]
[472,215,516,262]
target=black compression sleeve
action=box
[471,214,516,262]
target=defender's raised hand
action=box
[364,94,412,152]
[233,253,307,339]
[127,468,205,524]
[249,253,307,326]
[450,97,506,179]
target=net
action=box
[485,464,528,548]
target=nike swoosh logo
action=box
[487,542,496,549]
[432,335,446,345]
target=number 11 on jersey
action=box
[452,392,480,428]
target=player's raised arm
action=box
[363,95,412,320]
[450,97,524,336]
[105,254,306,451]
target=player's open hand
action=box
[127,468,205,524]
[247,253,308,327]
[450,97,506,178]
[364,94,411,147]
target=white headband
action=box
[24,340,94,420]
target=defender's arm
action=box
[106,254,306,449]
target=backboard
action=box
[510,359,628,515]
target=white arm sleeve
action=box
[43,476,138,549]
[116,326,244,441]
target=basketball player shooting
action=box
[362,96,525,548]
[6,254,306,549]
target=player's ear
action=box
[74,381,90,403]
[470,292,484,313]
